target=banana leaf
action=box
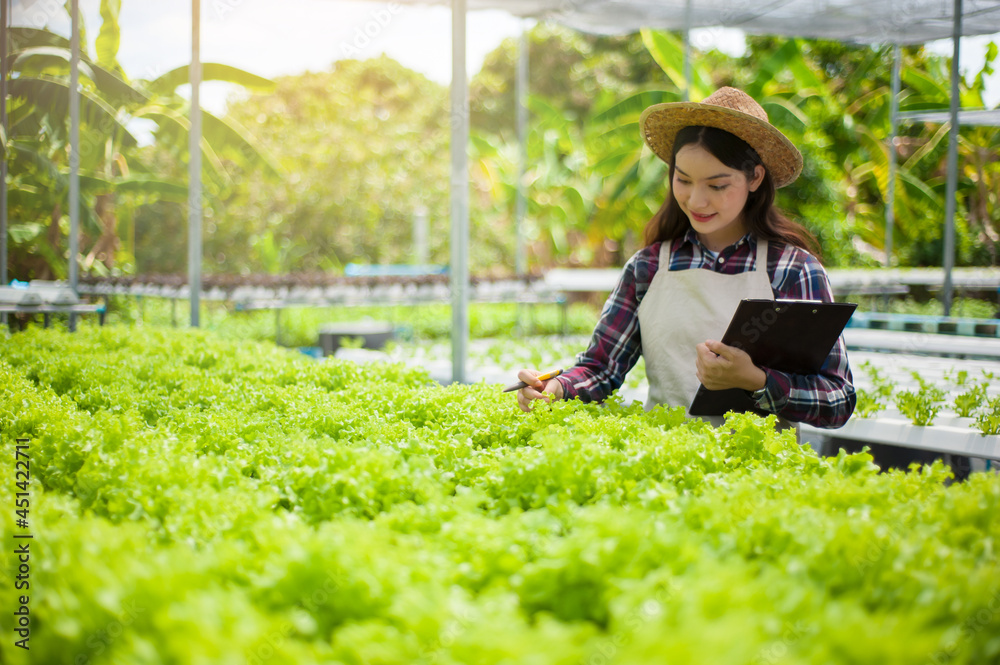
[593,90,682,125]
[132,105,228,181]
[9,76,138,148]
[96,0,123,76]
[640,29,711,100]
[7,27,71,53]
[11,47,149,107]
[77,174,189,202]
[146,63,274,96]
[11,139,67,188]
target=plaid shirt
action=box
[555,229,856,429]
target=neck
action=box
[697,221,748,253]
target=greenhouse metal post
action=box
[682,0,692,101]
[942,0,962,316]
[68,0,80,331]
[450,0,469,384]
[1,0,7,322]
[515,21,528,278]
[885,43,900,268]
[514,20,528,334]
[189,0,202,327]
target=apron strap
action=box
[658,238,673,273]
[755,237,769,276]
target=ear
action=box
[748,165,766,192]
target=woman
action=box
[516,87,855,429]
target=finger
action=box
[517,368,544,389]
[518,385,551,412]
[522,385,548,400]
[695,352,707,375]
[703,339,724,357]
[705,340,736,362]
[697,345,723,369]
[695,344,716,368]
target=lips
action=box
[690,212,716,223]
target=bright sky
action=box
[11,0,1000,113]
[14,0,528,112]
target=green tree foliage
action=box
[215,56,453,274]
[468,26,748,269]
[470,24,672,139]
[469,26,998,271]
[735,36,999,267]
[210,30,676,274]
[11,13,995,279]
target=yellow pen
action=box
[502,368,564,393]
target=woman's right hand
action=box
[515,368,565,412]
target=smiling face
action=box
[672,143,765,253]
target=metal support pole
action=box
[189,0,202,327]
[942,0,962,316]
[413,205,429,265]
[450,0,469,384]
[885,43,900,268]
[1,0,8,322]
[682,0,693,101]
[515,21,528,278]
[68,0,80,331]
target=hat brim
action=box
[640,102,803,188]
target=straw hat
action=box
[639,87,803,188]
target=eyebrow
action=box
[675,166,733,180]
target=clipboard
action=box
[688,299,857,417]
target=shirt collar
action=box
[682,228,754,254]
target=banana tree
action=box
[836,44,998,266]
[6,2,277,280]
[471,93,610,269]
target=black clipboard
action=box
[688,299,857,416]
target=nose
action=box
[687,183,709,209]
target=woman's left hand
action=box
[695,340,767,392]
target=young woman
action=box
[515,87,856,430]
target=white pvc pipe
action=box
[942,0,962,316]
[450,0,469,384]
[69,0,80,331]
[885,43,900,268]
[189,0,202,327]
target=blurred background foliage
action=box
[5,4,999,280]
[6,4,275,281]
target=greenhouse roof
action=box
[405,0,1000,44]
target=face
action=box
[672,143,765,252]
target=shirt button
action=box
[718,257,725,264]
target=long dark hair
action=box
[642,125,821,259]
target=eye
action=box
[710,185,729,191]
[675,177,691,185]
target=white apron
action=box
[637,237,789,430]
